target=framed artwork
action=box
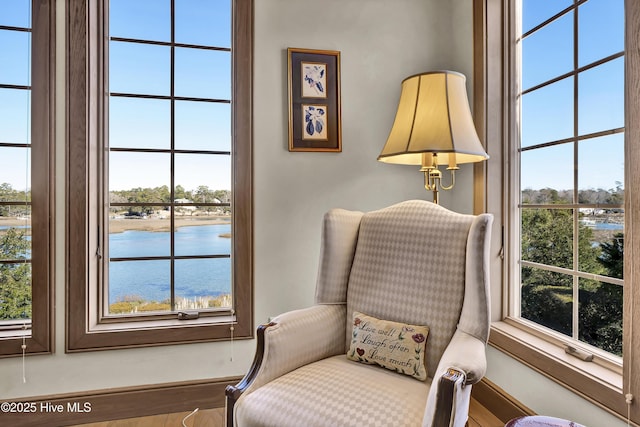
[287,48,342,152]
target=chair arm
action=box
[436,330,487,385]
[423,331,487,427]
[226,304,346,425]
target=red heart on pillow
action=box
[356,348,365,356]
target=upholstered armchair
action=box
[226,200,493,427]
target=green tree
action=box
[521,209,575,334]
[0,183,30,217]
[0,228,31,320]
[579,280,622,355]
[212,189,230,202]
[157,185,171,203]
[578,232,624,355]
[599,232,623,280]
[521,209,623,355]
[174,185,186,200]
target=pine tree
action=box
[0,228,31,320]
[520,209,623,355]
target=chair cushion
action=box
[347,311,429,380]
[235,355,430,427]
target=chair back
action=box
[342,200,488,378]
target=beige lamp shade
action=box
[378,71,488,166]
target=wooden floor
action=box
[71,407,224,427]
[71,398,503,427]
[468,398,505,427]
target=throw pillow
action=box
[347,311,429,381]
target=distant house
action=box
[174,198,196,211]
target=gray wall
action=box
[251,0,475,325]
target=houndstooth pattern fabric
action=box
[231,201,493,427]
[242,304,346,396]
[345,200,475,379]
[235,355,431,427]
[457,215,493,343]
[315,208,364,304]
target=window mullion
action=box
[570,0,579,344]
[169,0,176,313]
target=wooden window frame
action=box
[475,0,640,423]
[66,0,253,351]
[0,0,55,358]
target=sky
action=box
[519,0,625,193]
[0,0,626,195]
[0,0,233,193]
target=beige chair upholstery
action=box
[226,200,493,427]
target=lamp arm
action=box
[424,169,437,191]
[440,168,457,191]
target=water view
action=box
[107,221,232,313]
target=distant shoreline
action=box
[0,216,231,234]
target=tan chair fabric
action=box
[237,355,430,427]
[232,200,493,427]
[315,208,363,304]
[240,304,346,396]
[346,200,475,378]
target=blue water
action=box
[0,225,30,230]
[108,224,231,304]
[593,222,624,231]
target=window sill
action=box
[0,320,31,339]
[490,319,627,421]
[89,313,236,332]
[67,308,251,352]
[0,329,30,341]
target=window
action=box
[67,0,253,350]
[476,0,640,423]
[516,1,625,357]
[106,1,233,317]
[0,0,54,356]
